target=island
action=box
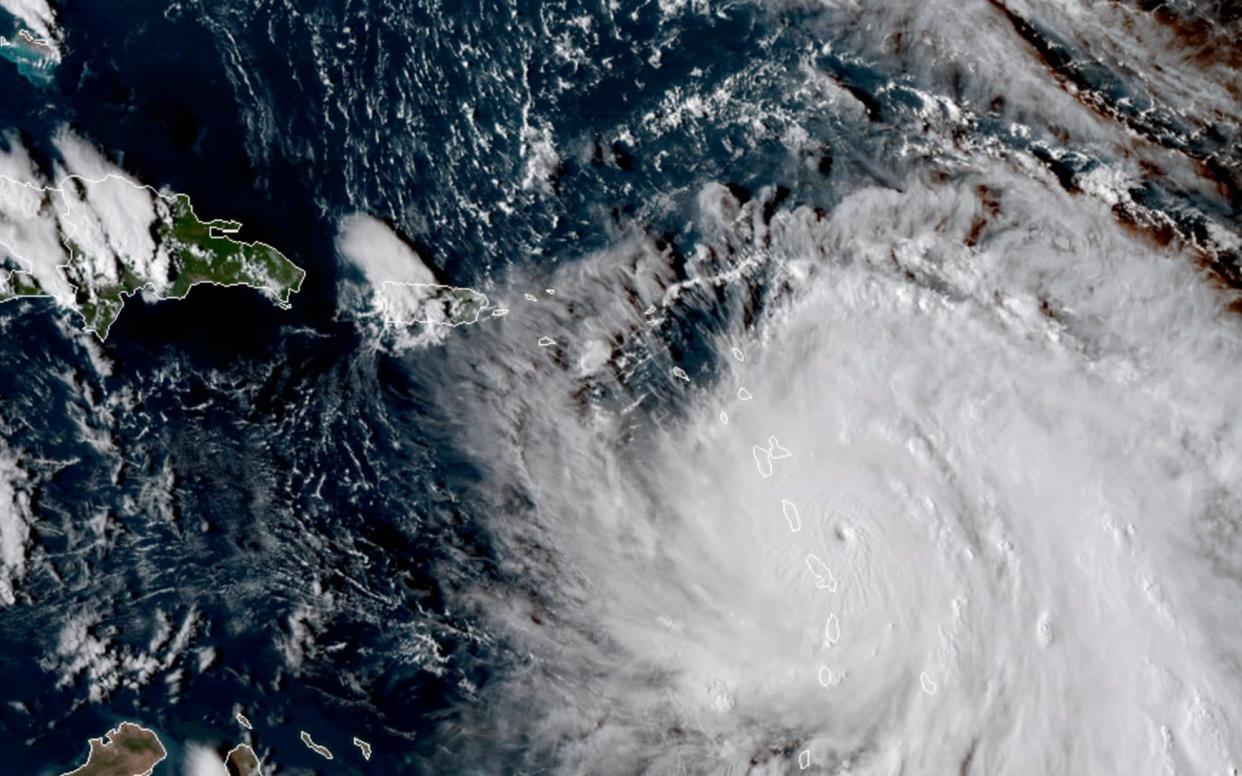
[0,0,61,86]
[299,730,333,760]
[333,213,491,333]
[1,170,305,339]
[60,722,166,776]
[376,281,490,328]
[225,743,263,776]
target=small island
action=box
[61,722,166,776]
[225,743,263,776]
[0,3,61,87]
[299,730,333,759]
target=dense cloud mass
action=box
[424,167,1242,773]
[388,2,1242,773]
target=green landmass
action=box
[159,193,305,301]
[0,180,306,339]
[59,235,144,337]
[437,285,489,325]
[68,191,305,338]
[0,267,46,299]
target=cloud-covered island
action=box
[0,128,305,339]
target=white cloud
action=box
[1,125,295,337]
[0,442,33,606]
[0,132,75,303]
[44,607,203,703]
[336,213,490,341]
[336,213,435,287]
[0,0,58,42]
[182,743,229,776]
[53,130,164,291]
[424,159,1242,773]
